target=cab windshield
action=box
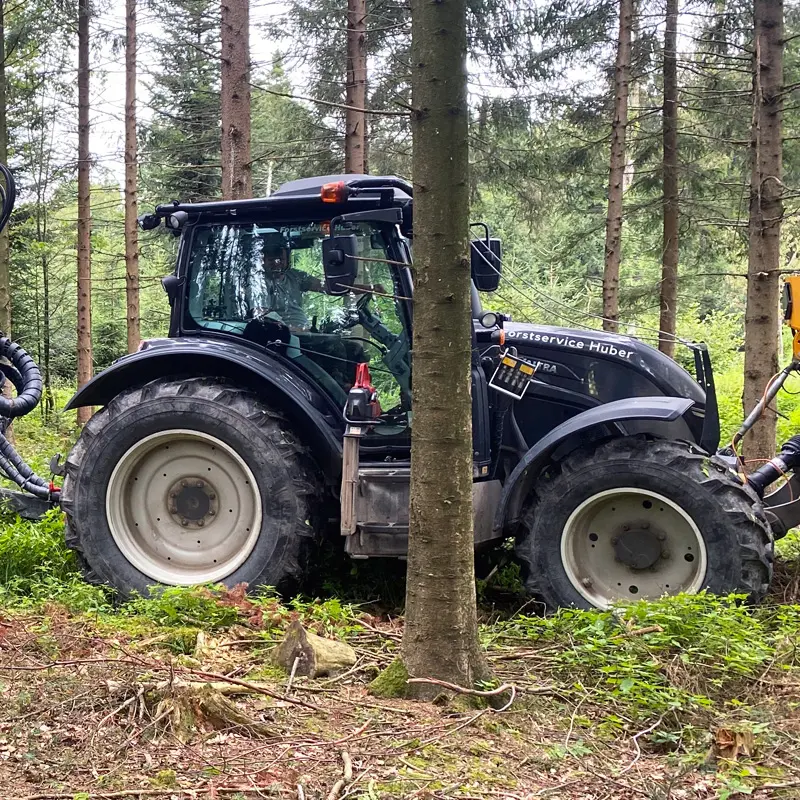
[185,220,411,416]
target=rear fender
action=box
[65,340,344,479]
[494,396,696,536]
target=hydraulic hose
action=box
[0,166,55,501]
[0,336,54,500]
[747,434,800,498]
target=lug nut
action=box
[208,509,215,516]
[196,480,204,488]
[181,518,189,527]
[641,522,650,530]
[623,525,630,532]
[197,520,205,527]
[209,493,216,500]
[661,550,671,559]
[611,536,619,545]
[657,532,666,541]
[181,480,188,487]
[170,492,177,499]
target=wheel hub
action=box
[613,528,662,569]
[560,487,708,608]
[168,478,216,526]
[105,429,262,585]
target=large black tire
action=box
[515,437,773,610]
[61,377,324,600]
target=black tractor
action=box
[0,167,781,609]
[49,173,774,610]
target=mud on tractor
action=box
[0,164,797,610]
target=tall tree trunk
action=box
[125,0,140,353]
[658,0,679,357]
[0,0,10,336]
[76,0,92,424]
[743,0,784,460]
[345,0,367,174]
[602,0,633,333]
[402,0,489,699]
[220,0,252,200]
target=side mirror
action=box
[322,235,359,295]
[161,274,182,306]
[471,238,502,292]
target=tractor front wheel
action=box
[61,378,323,599]
[515,437,773,610]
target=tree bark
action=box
[0,0,10,335]
[658,0,679,357]
[345,0,367,174]
[602,0,633,333]
[125,0,140,353]
[743,0,784,460]
[76,0,92,424]
[402,0,489,699]
[220,0,252,199]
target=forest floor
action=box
[4,410,800,798]
[4,539,800,800]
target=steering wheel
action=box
[243,308,291,345]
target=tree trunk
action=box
[743,0,784,460]
[220,0,252,200]
[345,0,367,174]
[602,0,633,333]
[76,0,92,424]
[125,0,140,353]
[0,0,10,336]
[402,0,489,699]
[658,0,679,357]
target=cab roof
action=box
[153,174,412,218]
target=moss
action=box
[151,769,178,788]
[246,662,287,682]
[164,626,199,655]
[368,658,409,698]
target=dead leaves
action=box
[713,727,755,761]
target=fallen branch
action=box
[406,677,517,711]
[757,781,800,791]
[618,714,666,774]
[353,619,403,640]
[23,789,275,799]
[326,750,355,800]
[342,750,353,782]
[287,656,300,693]
[0,656,322,713]
[628,625,664,636]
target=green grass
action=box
[490,593,800,723]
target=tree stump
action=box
[272,620,357,678]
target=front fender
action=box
[494,396,695,536]
[66,338,344,479]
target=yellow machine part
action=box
[784,275,800,358]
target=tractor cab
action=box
[145,175,504,466]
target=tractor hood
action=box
[503,322,706,404]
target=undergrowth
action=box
[3,504,800,734]
[491,594,800,723]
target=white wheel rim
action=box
[561,487,707,609]
[106,429,262,585]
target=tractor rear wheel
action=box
[515,437,773,610]
[61,377,323,599]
